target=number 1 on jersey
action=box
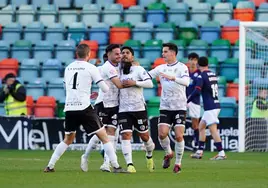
[211,84,219,98]
[72,72,78,89]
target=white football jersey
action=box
[95,61,120,108]
[148,61,189,111]
[64,60,104,112]
[119,66,151,112]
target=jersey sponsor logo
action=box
[119,119,127,123]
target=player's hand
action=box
[122,80,136,88]
[90,92,98,100]
[94,59,102,66]
[3,85,9,94]
[160,73,175,81]
[132,61,140,66]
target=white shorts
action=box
[188,102,201,118]
[201,109,221,126]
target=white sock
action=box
[114,128,120,151]
[158,136,172,156]
[143,137,155,158]
[121,139,133,165]
[102,135,115,165]
[103,142,119,168]
[84,134,100,158]
[175,140,185,165]
[48,142,68,169]
[219,150,225,156]
[108,135,115,150]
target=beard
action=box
[121,61,132,74]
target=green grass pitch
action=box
[0,150,268,188]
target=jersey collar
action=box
[167,61,178,67]
[107,60,118,67]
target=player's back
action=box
[199,70,220,111]
[186,69,201,105]
[64,60,97,112]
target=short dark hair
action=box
[105,44,121,53]
[163,43,178,55]
[188,52,199,60]
[103,53,108,62]
[121,46,134,56]
[198,56,209,67]
[76,44,90,58]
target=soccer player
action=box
[118,46,155,173]
[188,56,226,160]
[81,44,123,172]
[44,44,126,173]
[186,53,201,150]
[148,43,190,174]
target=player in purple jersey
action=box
[186,53,201,150]
[187,57,226,160]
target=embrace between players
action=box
[44,42,226,174]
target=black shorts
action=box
[158,110,186,127]
[65,105,103,135]
[118,111,148,133]
[94,102,118,128]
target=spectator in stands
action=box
[0,73,27,116]
[251,88,268,118]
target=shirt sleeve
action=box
[195,74,204,91]
[138,66,151,81]
[105,64,118,80]
[180,64,190,78]
[90,66,104,84]
[148,66,160,79]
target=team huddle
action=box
[44,42,226,174]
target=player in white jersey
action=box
[44,44,127,173]
[148,43,190,174]
[118,46,155,173]
[81,44,124,172]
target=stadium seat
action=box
[170,39,186,60]
[102,4,123,26]
[54,0,71,8]
[67,22,87,45]
[246,59,264,81]
[212,2,233,26]
[123,5,144,26]
[95,0,114,8]
[37,4,57,27]
[26,96,34,115]
[47,78,65,101]
[167,3,188,26]
[24,22,44,44]
[154,22,175,43]
[57,98,65,118]
[234,1,255,21]
[124,40,142,58]
[250,0,266,7]
[200,21,221,44]
[16,5,35,27]
[10,0,27,7]
[132,22,153,44]
[146,2,167,26]
[147,96,160,117]
[143,40,163,63]
[11,40,32,62]
[41,59,62,82]
[218,76,227,98]
[26,78,45,100]
[0,41,9,60]
[251,77,268,96]
[0,5,15,26]
[0,0,7,7]
[45,23,65,45]
[79,40,99,59]
[33,40,53,62]
[226,83,239,101]
[210,39,230,62]
[221,19,239,45]
[152,58,165,69]
[177,21,198,45]
[55,40,76,62]
[58,10,78,27]
[97,45,107,61]
[135,58,151,70]
[219,97,237,117]
[74,0,93,8]
[80,4,100,27]
[32,0,50,8]
[206,0,221,7]
[187,40,208,57]
[256,3,268,21]
[20,59,39,83]
[34,96,56,118]
[220,58,239,82]
[143,87,157,101]
[117,0,136,8]
[88,22,109,45]
[64,58,76,66]
[0,103,5,115]
[0,58,18,79]
[110,22,131,44]
[139,0,157,8]
[181,0,200,8]
[208,57,219,75]
[2,22,22,45]
[190,3,211,26]
[232,40,239,58]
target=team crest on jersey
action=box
[176,119,182,124]
[112,120,118,125]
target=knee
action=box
[122,132,132,140]
[175,136,183,142]
[63,138,73,145]
[106,127,115,135]
[140,133,149,142]
[158,132,168,140]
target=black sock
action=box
[214,142,223,152]
[198,141,205,151]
